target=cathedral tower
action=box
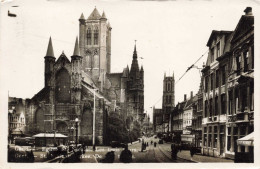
[78,8,112,82]
[162,72,175,132]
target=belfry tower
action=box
[78,7,112,83]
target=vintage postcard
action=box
[0,0,259,168]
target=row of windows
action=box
[87,28,99,45]
[9,123,25,129]
[235,46,254,75]
[204,94,226,117]
[204,66,226,92]
[9,116,25,123]
[204,81,254,117]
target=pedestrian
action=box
[171,143,175,152]
[190,145,195,159]
[171,148,177,160]
[102,151,115,163]
[151,140,153,145]
[179,144,182,152]
[120,145,132,163]
[93,144,96,152]
[82,143,86,154]
[154,142,157,147]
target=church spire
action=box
[46,37,54,57]
[130,40,140,76]
[133,40,137,59]
[101,11,107,19]
[73,36,80,56]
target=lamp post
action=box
[75,118,79,147]
[93,89,98,148]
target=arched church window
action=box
[87,28,91,45]
[55,68,71,103]
[94,29,99,45]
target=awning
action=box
[237,132,254,146]
[32,133,68,138]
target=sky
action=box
[0,0,259,122]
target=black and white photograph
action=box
[0,0,259,167]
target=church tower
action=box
[78,7,112,82]
[127,42,144,123]
[162,72,175,132]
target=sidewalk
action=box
[177,150,234,163]
[159,145,234,163]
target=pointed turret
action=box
[172,71,175,79]
[101,11,107,20]
[87,7,101,20]
[79,13,85,20]
[71,37,82,60]
[140,65,144,72]
[107,21,112,29]
[73,37,80,56]
[44,37,55,87]
[46,37,54,57]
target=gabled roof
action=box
[87,8,101,20]
[55,52,71,65]
[206,30,233,47]
[231,15,254,43]
[31,87,49,102]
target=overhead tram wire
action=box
[175,49,209,85]
[150,49,209,108]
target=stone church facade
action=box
[26,8,144,145]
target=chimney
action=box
[184,94,187,101]
[190,91,193,98]
[244,7,252,16]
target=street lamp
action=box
[75,118,79,147]
[92,89,98,149]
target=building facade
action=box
[8,97,28,143]
[225,7,254,159]
[191,80,203,147]
[201,7,254,158]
